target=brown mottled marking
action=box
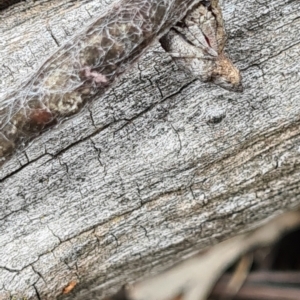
[0,0,206,165]
[62,280,77,294]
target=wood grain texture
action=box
[0,0,300,299]
[0,0,204,165]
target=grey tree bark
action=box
[0,0,300,299]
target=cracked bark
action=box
[0,0,300,299]
[0,0,206,166]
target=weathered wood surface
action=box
[0,0,300,299]
[0,0,207,164]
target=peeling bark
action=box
[0,0,300,299]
